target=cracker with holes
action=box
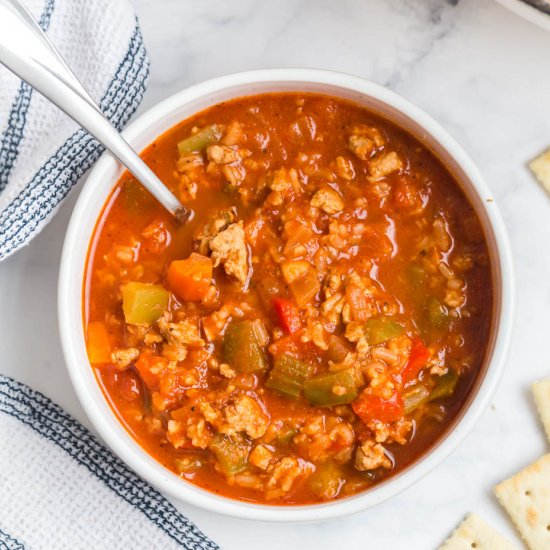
[529,149,550,194]
[494,454,550,550]
[533,379,550,443]
[439,513,518,549]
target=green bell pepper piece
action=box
[209,434,250,476]
[429,370,458,402]
[121,282,169,325]
[266,354,315,399]
[308,461,345,499]
[222,320,268,373]
[365,317,405,346]
[177,124,223,155]
[304,368,357,406]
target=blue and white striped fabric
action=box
[0,374,218,550]
[0,0,149,261]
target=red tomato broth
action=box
[84,92,493,505]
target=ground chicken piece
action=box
[267,457,310,492]
[206,144,238,164]
[347,125,385,160]
[111,347,139,369]
[249,444,275,470]
[444,288,465,308]
[166,420,187,449]
[195,207,237,255]
[452,254,475,271]
[268,167,300,193]
[301,320,329,350]
[336,156,355,180]
[186,416,212,449]
[368,417,412,445]
[158,315,204,347]
[219,363,236,378]
[355,440,392,471]
[352,124,385,146]
[294,416,354,463]
[222,395,269,439]
[345,321,366,343]
[369,151,403,179]
[343,276,377,323]
[265,168,302,206]
[348,134,375,161]
[222,164,245,188]
[320,291,345,322]
[143,331,163,345]
[176,153,203,172]
[209,222,249,285]
[221,120,243,146]
[233,473,263,490]
[179,174,198,201]
[141,220,169,253]
[161,343,187,362]
[202,303,234,341]
[198,401,222,427]
[310,187,344,214]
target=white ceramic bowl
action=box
[58,68,515,522]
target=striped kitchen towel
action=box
[0,373,218,550]
[0,0,149,262]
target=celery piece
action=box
[403,384,431,414]
[266,354,315,399]
[364,317,405,346]
[403,371,459,415]
[209,434,250,476]
[429,370,458,402]
[308,461,345,499]
[304,368,357,406]
[222,320,268,373]
[177,124,222,155]
[121,282,169,325]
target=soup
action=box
[84,93,492,504]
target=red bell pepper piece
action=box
[352,389,404,424]
[401,337,430,385]
[273,297,302,334]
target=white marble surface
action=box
[1,0,550,548]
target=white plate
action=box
[495,0,550,31]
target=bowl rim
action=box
[58,68,515,522]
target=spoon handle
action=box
[0,0,189,222]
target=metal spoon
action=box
[0,0,191,223]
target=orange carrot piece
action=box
[86,321,112,364]
[167,253,212,302]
